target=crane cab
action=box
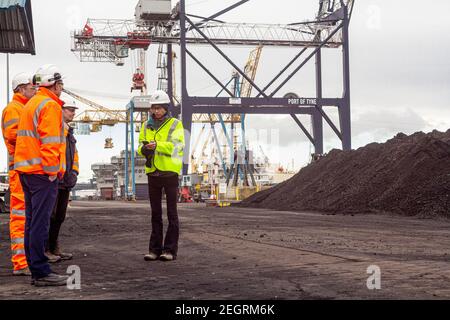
[135,0,172,21]
[132,68,146,93]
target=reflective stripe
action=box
[154,120,181,159]
[31,99,65,143]
[2,118,19,129]
[173,141,184,149]
[11,238,24,245]
[12,249,26,256]
[73,162,79,168]
[167,119,179,141]
[43,165,59,173]
[156,150,182,161]
[41,136,64,144]
[156,151,171,158]
[8,154,14,163]
[172,151,183,161]
[11,209,26,216]
[17,130,39,139]
[14,157,42,170]
[172,146,184,158]
[33,98,52,131]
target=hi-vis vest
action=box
[138,117,185,175]
[14,88,66,177]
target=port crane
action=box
[70,0,356,199]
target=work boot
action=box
[34,273,69,287]
[13,267,31,276]
[159,251,175,262]
[45,251,61,263]
[144,251,159,261]
[53,246,73,261]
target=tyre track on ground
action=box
[196,230,364,263]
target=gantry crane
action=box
[70,0,356,199]
[70,0,355,127]
[71,2,353,60]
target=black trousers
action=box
[148,175,179,256]
[47,189,70,253]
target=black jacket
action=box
[59,126,78,190]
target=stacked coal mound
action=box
[240,129,450,217]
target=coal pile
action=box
[241,129,450,217]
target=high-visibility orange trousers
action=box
[9,170,28,271]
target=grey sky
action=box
[1,0,449,181]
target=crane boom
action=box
[71,1,354,64]
[63,88,127,121]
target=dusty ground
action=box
[1,201,450,300]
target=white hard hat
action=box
[34,64,64,87]
[63,100,78,110]
[149,90,171,106]
[12,72,33,91]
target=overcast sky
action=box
[1,0,449,181]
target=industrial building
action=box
[91,148,297,201]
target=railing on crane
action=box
[70,1,355,64]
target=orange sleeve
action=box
[2,105,21,153]
[37,102,64,176]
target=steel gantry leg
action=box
[125,109,130,199]
[340,3,352,151]
[180,0,193,176]
[130,103,136,200]
[167,43,178,116]
[314,46,324,155]
[312,109,324,155]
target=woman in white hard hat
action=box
[138,90,185,262]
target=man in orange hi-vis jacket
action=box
[14,64,69,287]
[1,73,36,276]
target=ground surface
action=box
[1,201,450,300]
